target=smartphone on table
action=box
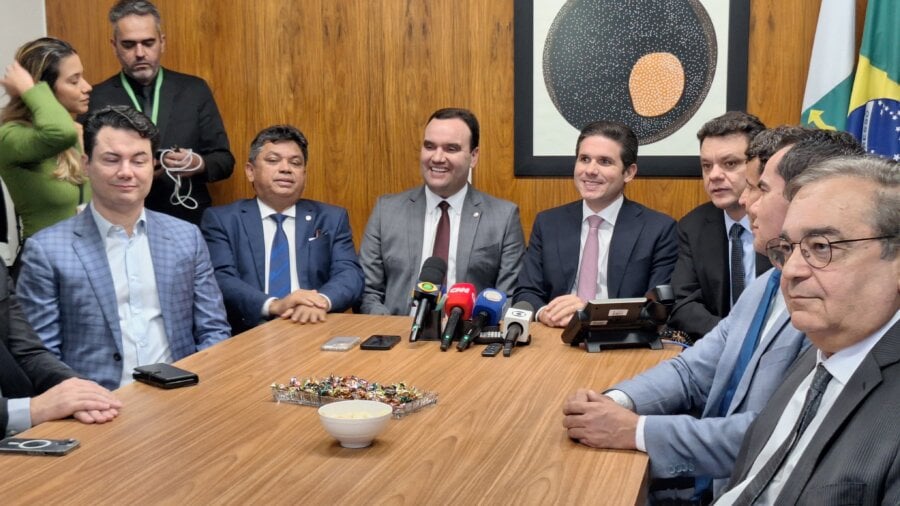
[0,437,79,456]
[360,334,401,350]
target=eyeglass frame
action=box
[766,234,896,269]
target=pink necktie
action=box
[576,215,602,301]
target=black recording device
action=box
[561,285,674,353]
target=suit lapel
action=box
[728,307,792,412]
[407,188,426,270]
[559,202,583,291]
[72,210,123,354]
[240,200,267,288]
[146,212,177,340]
[705,208,730,314]
[607,200,643,298]
[154,68,176,142]
[456,187,482,282]
[293,200,314,288]
[779,321,900,501]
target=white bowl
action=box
[318,400,392,448]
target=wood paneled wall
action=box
[44,0,857,243]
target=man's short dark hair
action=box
[248,125,309,163]
[427,108,480,151]
[745,125,809,176]
[109,0,162,33]
[83,106,160,159]
[696,111,765,144]
[576,120,638,169]
[776,129,864,187]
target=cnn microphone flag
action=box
[800,0,855,132]
[846,0,899,159]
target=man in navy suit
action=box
[562,129,864,502]
[201,125,364,332]
[668,112,770,342]
[85,0,235,225]
[17,106,230,391]
[514,120,677,327]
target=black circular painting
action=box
[543,0,717,144]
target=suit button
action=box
[113,353,122,361]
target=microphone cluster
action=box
[404,257,533,356]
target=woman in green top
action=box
[0,37,93,240]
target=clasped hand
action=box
[562,388,638,450]
[269,289,329,324]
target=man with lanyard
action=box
[84,0,234,225]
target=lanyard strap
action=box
[119,67,164,124]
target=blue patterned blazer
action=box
[16,206,230,390]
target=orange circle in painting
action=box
[629,52,685,118]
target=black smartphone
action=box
[0,437,79,456]
[361,334,401,350]
[133,363,199,389]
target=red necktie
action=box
[432,201,450,264]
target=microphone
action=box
[457,289,507,351]
[501,301,534,357]
[440,283,476,351]
[409,257,448,342]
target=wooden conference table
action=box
[3,314,680,505]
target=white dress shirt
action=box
[717,310,900,504]
[573,196,624,300]
[91,206,171,388]
[420,185,468,289]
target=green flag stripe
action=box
[801,76,854,131]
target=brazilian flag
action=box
[846,0,899,160]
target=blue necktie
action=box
[718,269,782,416]
[268,214,291,298]
[695,270,781,499]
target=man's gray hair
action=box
[787,155,899,259]
[109,0,162,34]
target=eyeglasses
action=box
[766,234,895,269]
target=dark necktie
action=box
[268,214,291,298]
[732,364,833,506]
[432,201,450,264]
[730,223,746,305]
[140,84,153,117]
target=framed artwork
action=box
[514,0,750,177]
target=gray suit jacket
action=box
[359,185,525,315]
[614,268,808,495]
[726,320,900,505]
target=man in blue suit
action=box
[514,120,677,327]
[562,129,864,501]
[201,125,364,332]
[16,106,230,391]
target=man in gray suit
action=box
[359,108,525,315]
[719,155,900,505]
[562,129,863,501]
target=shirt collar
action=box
[818,310,900,385]
[257,198,296,220]
[723,211,752,235]
[582,195,624,226]
[90,203,147,238]
[424,184,468,212]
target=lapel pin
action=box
[473,212,480,218]
[305,215,312,221]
